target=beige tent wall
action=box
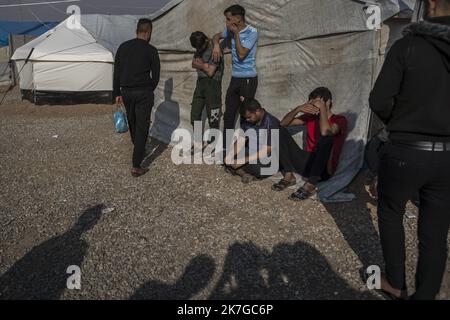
[148,0,388,201]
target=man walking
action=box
[113,18,160,177]
[369,0,450,299]
[211,4,259,153]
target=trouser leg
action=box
[205,79,222,131]
[303,136,334,184]
[122,92,137,145]
[132,91,153,168]
[191,79,205,129]
[412,152,450,300]
[238,77,258,121]
[377,144,425,291]
[223,78,241,131]
[278,127,310,175]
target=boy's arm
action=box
[280,103,318,127]
[212,32,225,62]
[192,58,218,78]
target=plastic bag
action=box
[114,104,128,134]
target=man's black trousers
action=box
[243,127,333,182]
[377,142,450,299]
[223,76,258,131]
[121,88,154,168]
[276,127,333,183]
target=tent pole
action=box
[8,33,16,87]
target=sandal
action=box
[272,179,296,191]
[235,168,256,184]
[289,186,315,201]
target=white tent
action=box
[11,18,114,104]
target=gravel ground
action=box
[0,88,449,300]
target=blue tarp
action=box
[0,21,58,47]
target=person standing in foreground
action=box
[369,0,450,300]
[113,18,160,177]
[211,5,259,153]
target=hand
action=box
[226,21,240,35]
[115,96,123,105]
[298,102,319,115]
[192,57,205,69]
[212,44,222,63]
[311,98,327,113]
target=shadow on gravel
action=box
[132,241,377,300]
[0,205,104,300]
[322,172,384,276]
[131,255,216,300]
[142,138,169,169]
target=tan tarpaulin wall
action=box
[11,0,413,201]
[145,0,414,202]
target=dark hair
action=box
[224,5,246,18]
[309,87,333,103]
[190,31,208,51]
[243,98,262,113]
[137,18,153,33]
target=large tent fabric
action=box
[0,21,58,47]
[9,0,415,200]
[0,0,172,22]
[0,21,57,86]
[144,0,415,202]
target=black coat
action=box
[369,16,450,142]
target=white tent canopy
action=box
[12,20,113,62]
[11,18,114,100]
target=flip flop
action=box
[289,187,315,201]
[272,179,296,191]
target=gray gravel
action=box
[0,91,449,300]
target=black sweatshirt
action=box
[113,38,161,98]
[369,16,450,142]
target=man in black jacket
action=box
[369,0,450,300]
[114,18,161,177]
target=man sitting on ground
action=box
[275,87,348,201]
[224,98,280,184]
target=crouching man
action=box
[224,98,280,183]
[275,87,348,201]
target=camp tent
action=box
[11,19,115,104]
[10,12,171,104]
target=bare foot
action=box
[380,277,408,300]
